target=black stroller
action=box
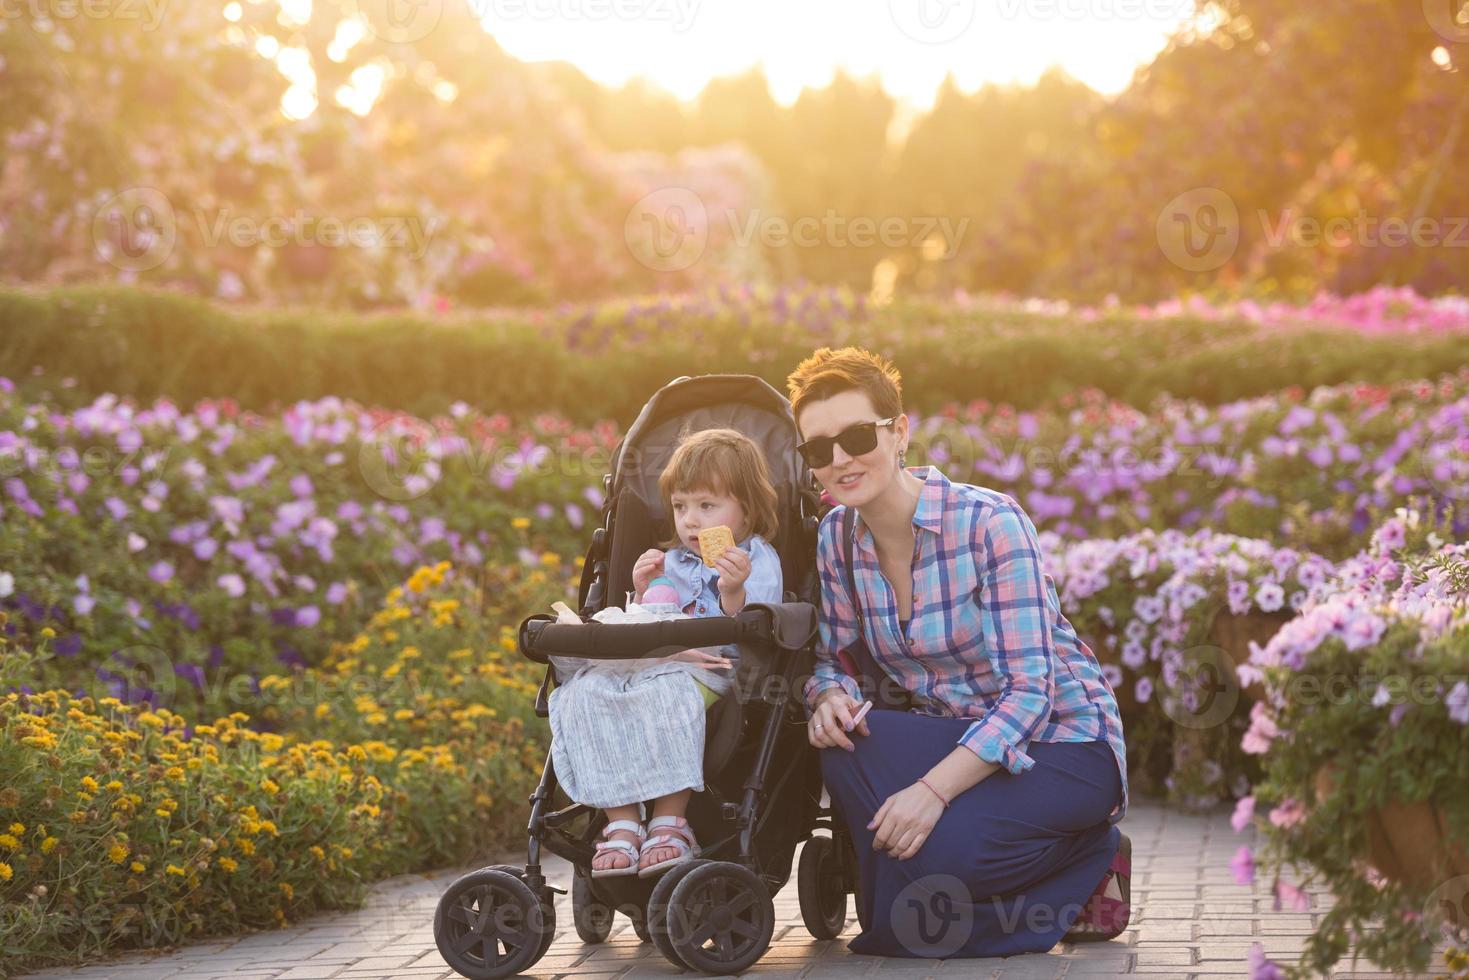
[433,374,860,977]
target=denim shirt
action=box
[660,532,785,658]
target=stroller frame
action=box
[432,375,859,978]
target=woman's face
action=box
[797,389,907,508]
[670,487,749,552]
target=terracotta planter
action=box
[1210,611,1292,703]
[1314,764,1469,889]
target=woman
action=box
[785,346,1131,957]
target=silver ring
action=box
[813,723,824,731]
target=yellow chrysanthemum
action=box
[0,834,18,851]
[40,837,58,854]
[108,844,129,864]
[0,862,11,881]
[80,776,99,793]
[8,823,24,835]
[165,864,186,877]
[218,857,238,873]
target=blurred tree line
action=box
[542,0,1469,302]
[0,0,1463,306]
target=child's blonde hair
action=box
[656,427,780,550]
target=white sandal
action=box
[637,816,699,879]
[591,819,645,878]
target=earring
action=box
[897,448,907,467]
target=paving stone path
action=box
[18,800,1425,980]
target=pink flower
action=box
[218,573,246,598]
[1231,796,1255,833]
[1241,702,1279,755]
[1273,879,1310,912]
[1268,798,1306,830]
[1230,845,1255,885]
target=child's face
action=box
[670,486,748,552]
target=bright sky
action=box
[476,0,1200,107]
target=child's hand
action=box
[631,548,666,597]
[669,648,733,671]
[713,547,752,602]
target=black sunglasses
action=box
[796,417,897,469]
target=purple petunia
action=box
[1230,845,1255,885]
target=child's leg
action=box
[639,789,694,870]
[591,803,642,873]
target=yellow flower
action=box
[40,627,56,638]
[0,862,10,881]
[261,779,279,795]
[40,837,57,854]
[218,857,238,873]
[279,882,294,900]
[0,834,18,851]
[511,517,531,530]
[8,823,24,835]
[165,767,185,781]
[105,781,123,793]
[80,776,99,793]
[166,864,186,877]
[108,844,129,864]
[130,861,145,873]
[309,845,326,861]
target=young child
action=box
[548,428,784,878]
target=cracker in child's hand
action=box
[697,525,736,568]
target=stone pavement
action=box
[17,800,1424,980]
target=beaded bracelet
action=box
[917,776,950,809]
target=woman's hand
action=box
[631,548,666,597]
[807,691,869,751]
[868,781,945,860]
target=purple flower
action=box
[149,561,174,584]
[1135,677,1153,703]
[73,594,96,616]
[1255,582,1285,613]
[290,474,314,498]
[1242,702,1279,755]
[194,538,218,561]
[1247,943,1285,980]
[326,581,349,604]
[1230,845,1255,885]
[296,605,320,628]
[217,573,246,598]
[1273,879,1310,912]
[1447,681,1469,725]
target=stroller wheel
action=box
[667,861,775,976]
[646,858,709,968]
[571,872,613,944]
[797,836,847,940]
[433,868,553,979]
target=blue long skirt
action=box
[820,709,1123,958]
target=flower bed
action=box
[0,561,553,975]
[1230,511,1469,978]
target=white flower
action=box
[0,571,13,597]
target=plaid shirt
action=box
[805,465,1128,823]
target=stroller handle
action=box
[519,609,771,664]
